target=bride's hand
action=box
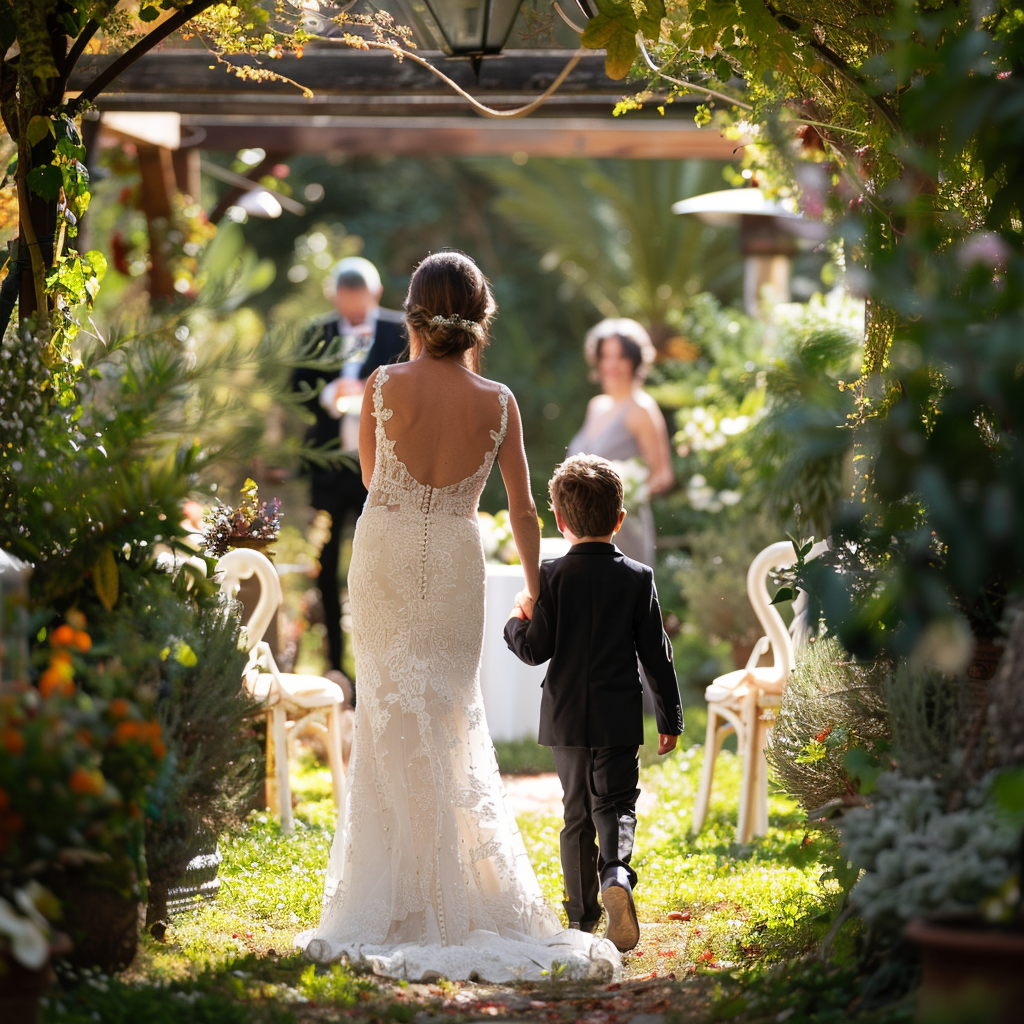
[512,590,535,620]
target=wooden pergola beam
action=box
[72,49,745,160]
[72,49,653,100]
[172,115,741,160]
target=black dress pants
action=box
[312,468,366,677]
[550,745,640,927]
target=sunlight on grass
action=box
[44,722,841,1022]
[518,738,838,972]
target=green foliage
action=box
[766,636,891,814]
[676,511,784,654]
[580,0,666,79]
[298,962,376,1006]
[710,955,915,1024]
[482,159,741,337]
[493,736,556,775]
[140,590,262,917]
[752,295,861,538]
[45,960,296,1023]
[840,769,1020,936]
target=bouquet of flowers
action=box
[200,478,282,557]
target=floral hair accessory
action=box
[429,313,482,336]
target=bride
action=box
[297,251,620,982]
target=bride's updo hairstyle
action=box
[404,251,497,367]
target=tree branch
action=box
[68,0,220,115]
[762,2,901,134]
[62,18,102,78]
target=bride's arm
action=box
[497,391,541,600]
[358,368,379,489]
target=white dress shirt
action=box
[318,308,378,453]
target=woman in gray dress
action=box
[567,319,675,567]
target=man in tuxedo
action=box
[504,454,683,952]
[292,257,406,680]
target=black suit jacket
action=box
[504,542,684,747]
[291,308,406,512]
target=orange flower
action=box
[108,698,131,719]
[39,667,75,699]
[72,631,92,653]
[1,728,25,755]
[115,720,142,743]
[69,767,105,796]
[50,624,76,647]
[150,738,167,759]
[49,650,73,669]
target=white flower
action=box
[608,458,650,511]
[0,895,50,970]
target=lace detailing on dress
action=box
[295,364,618,983]
[366,364,509,519]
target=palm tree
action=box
[480,158,742,344]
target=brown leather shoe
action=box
[601,877,640,952]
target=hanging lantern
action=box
[416,0,525,56]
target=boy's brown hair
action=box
[549,455,624,540]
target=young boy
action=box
[504,454,683,952]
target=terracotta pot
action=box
[43,853,140,972]
[905,916,1024,1023]
[227,537,276,554]
[0,954,53,1024]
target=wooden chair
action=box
[691,540,827,842]
[215,548,351,832]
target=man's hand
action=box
[658,734,678,755]
[334,378,364,397]
[512,590,535,621]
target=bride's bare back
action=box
[371,358,505,489]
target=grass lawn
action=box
[41,711,870,1023]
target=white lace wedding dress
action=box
[297,366,620,982]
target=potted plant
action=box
[200,478,282,557]
[1,620,166,973]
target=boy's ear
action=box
[612,509,626,534]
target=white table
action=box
[479,540,569,742]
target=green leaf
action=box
[771,585,796,605]
[138,4,161,22]
[581,13,623,50]
[844,746,884,795]
[991,767,1024,826]
[56,137,87,163]
[604,26,639,80]
[637,0,665,40]
[27,116,53,148]
[93,547,120,610]
[26,164,63,201]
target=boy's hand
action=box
[509,605,526,620]
[658,734,677,755]
[512,590,535,621]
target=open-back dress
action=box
[297,366,620,983]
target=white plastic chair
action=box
[215,548,351,832]
[691,539,827,842]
